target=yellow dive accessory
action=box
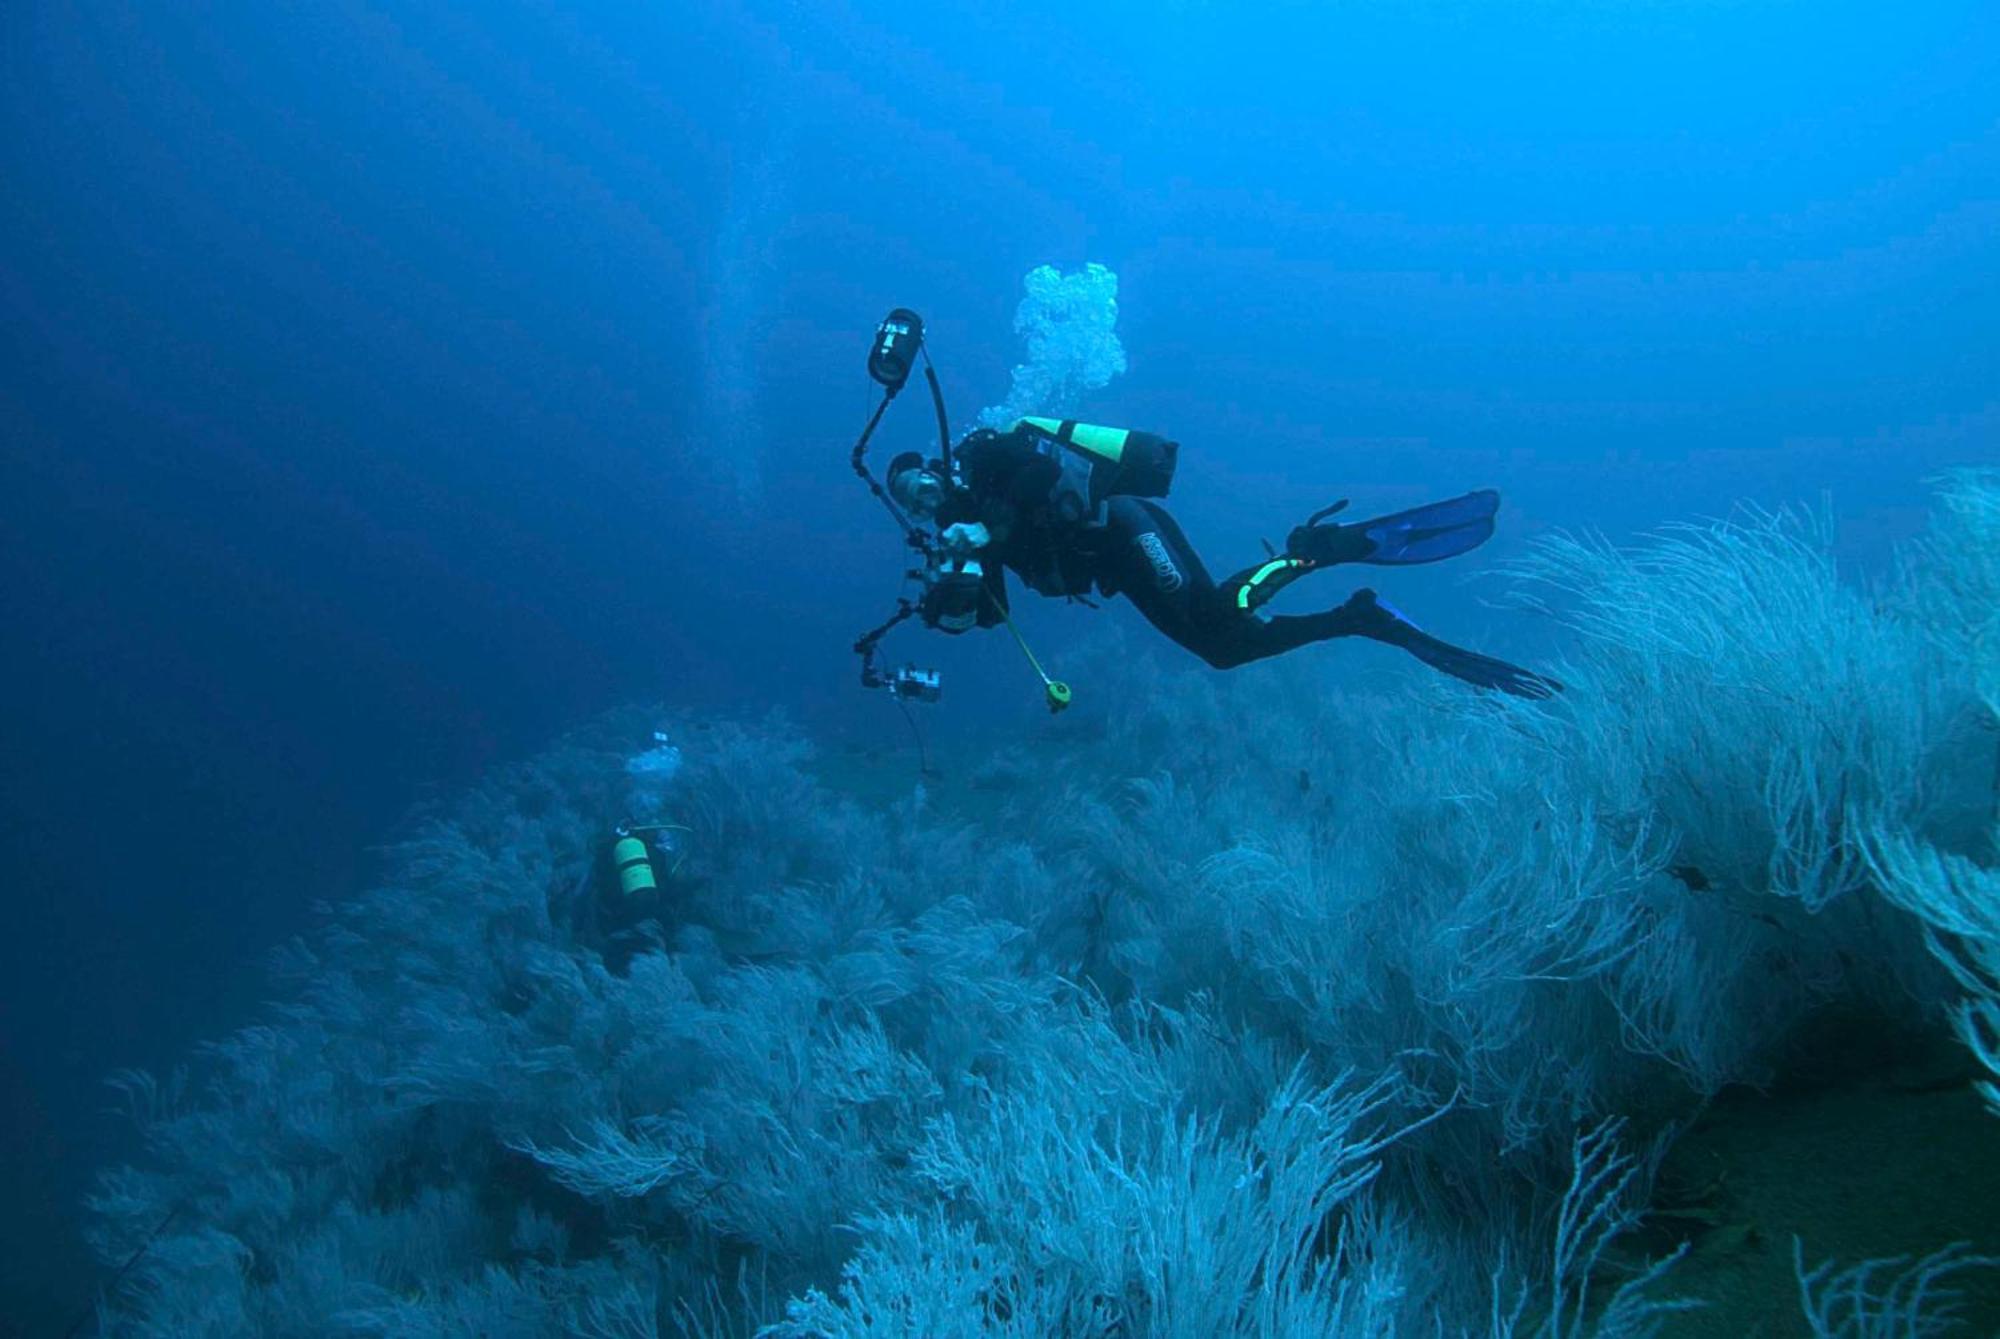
[983,589,1071,713]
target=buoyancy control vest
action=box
[949,418,1179,598]
[1013,417,1179,517]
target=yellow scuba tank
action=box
[609,824,690,896]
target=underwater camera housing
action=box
[849,306,1074,734]
[868,308,924,394]
[888,665,942,703]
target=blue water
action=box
[2,3,1995,1331]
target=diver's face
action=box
[893,468,944,519]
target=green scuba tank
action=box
[611,834,657,896]
[1014,417,1178,506]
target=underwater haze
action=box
[2,1,1998,1334]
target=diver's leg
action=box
[1097,503,1559,692]
[1220,491,1504,616]
[1322,589,1563,698]
[1191,584,1562,695]
[1097,499,1354,669]
[1091,498,1227,663]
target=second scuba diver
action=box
[886,421,1561,699]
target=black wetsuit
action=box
[935,428,1364,670]
[917,426,1560,697]
[1085,495,1374,669]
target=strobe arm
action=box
[854,601,919,690]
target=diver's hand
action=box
[941,521,990,554]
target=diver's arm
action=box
[958,428,1060,519]
[1009,458,1063,508]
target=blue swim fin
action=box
[1289,490,1499,566]
[1360,489,1499,564]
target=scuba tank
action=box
[609,824,688,896]
[611,832,657,897]
[1012,417,1179,510]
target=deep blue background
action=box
[2,1,1995,1325]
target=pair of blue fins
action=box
[1284,489,1563,700]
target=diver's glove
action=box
[941,521,990,554]
[1332,589,1562,699]
[1288,490,1501,566]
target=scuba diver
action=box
[850,309,1560,707]
[885,432,1558,696]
